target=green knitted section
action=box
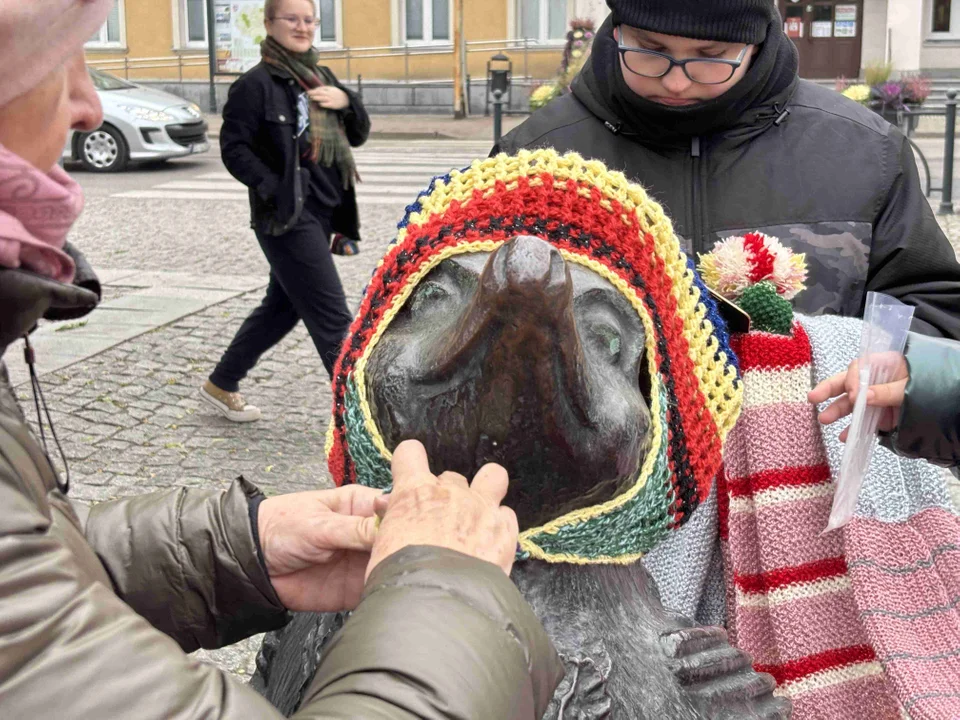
[738,281,794,335]
[525,382,675,559]
[344,376,393,490]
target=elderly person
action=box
[201,0,369,422]
[0,2,562,718]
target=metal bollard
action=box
[493,89,503,146]
[939,89,956,215]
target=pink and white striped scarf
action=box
[719,318,960,720]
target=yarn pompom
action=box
[737,281,794,335]
[699,232,807,301]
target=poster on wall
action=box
[811,20,833,37]
[214,1,266,74]
[785,16,803,38]
[834,20,857,37]
[834,4,858,21]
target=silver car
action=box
[63,68,211,172]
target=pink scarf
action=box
[0,144,82,283]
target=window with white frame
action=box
[87,0,124,48]
[404,0,451,44]
[931,0,959,35]
[518,0,569,42]
[182,0,208,47]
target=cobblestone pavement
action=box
[9,146,960,685]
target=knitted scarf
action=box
[0,143,81,283]
[260,36,357,189]
[704,235,960,719]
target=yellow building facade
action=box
[84,0,607,84]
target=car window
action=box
[89,69,135,91]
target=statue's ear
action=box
[708,288,751,333]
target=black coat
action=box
[499,75,960,341]
[220,62,370,238]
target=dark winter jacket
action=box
[220,62,370,238]
[889,333,960,467]
[0,266,563,719]
[498,18,960,340]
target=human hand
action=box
[808,352,909,441]
[258,485,381,612]
[308,86,350,110]
[367,440,520,580]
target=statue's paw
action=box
[659,627,792,720]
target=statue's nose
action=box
[485,235,568,301]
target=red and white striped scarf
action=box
[719,321,960,720]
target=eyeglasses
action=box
[270,15,320,29]
[617,33,749,85]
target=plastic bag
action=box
[823,293,914,533]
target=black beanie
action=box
[607,0,776,44]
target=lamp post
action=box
[487,52,512,142]
[206,0,217,113]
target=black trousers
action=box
[210,211,352,392]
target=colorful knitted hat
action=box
[326,149,743,563]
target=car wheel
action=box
[77,124,128,173]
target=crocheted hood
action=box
[326,149,742,563]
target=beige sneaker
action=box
[200,380,262,423]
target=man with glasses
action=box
[498,0,960,341]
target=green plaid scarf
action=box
[261,36,358,189]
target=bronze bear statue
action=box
[252,235,791,719]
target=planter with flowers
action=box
[529,18,596,112]
[835,66,932,136]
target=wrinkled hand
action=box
[808,352,909,441]
[258,485,381,612]
[308,86,350,110]
[367,440,520,580]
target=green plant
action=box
[864,61,893,86]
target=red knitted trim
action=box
[736,556,848,594]
[744,232,776,284]
[755,645,877,686]
[730,323,812,371]
[330,174,725,512]
[726,464,832,497]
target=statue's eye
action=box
[409,281,450,315]
[591,324,622,364]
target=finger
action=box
[839,425,849,443]
[470,463,509,506]
[498,506,520,575]
[808,371,849,404]
[315,485,383,517]
[818,395,854,425]
[373,493,390,520]
[867,378,908,408]
[322,513,379,553]
[437,471,469,490]
[391,440,434,492]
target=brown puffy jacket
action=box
[0,274,562,719]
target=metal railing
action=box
[893,90,958,213]
[86,54,209,83]
[86,38,560,85]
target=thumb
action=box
[318,513,379,554]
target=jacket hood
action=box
[572,15,799,146]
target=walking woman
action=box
[201,0,369,422]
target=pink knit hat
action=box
[0,0,115,108]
